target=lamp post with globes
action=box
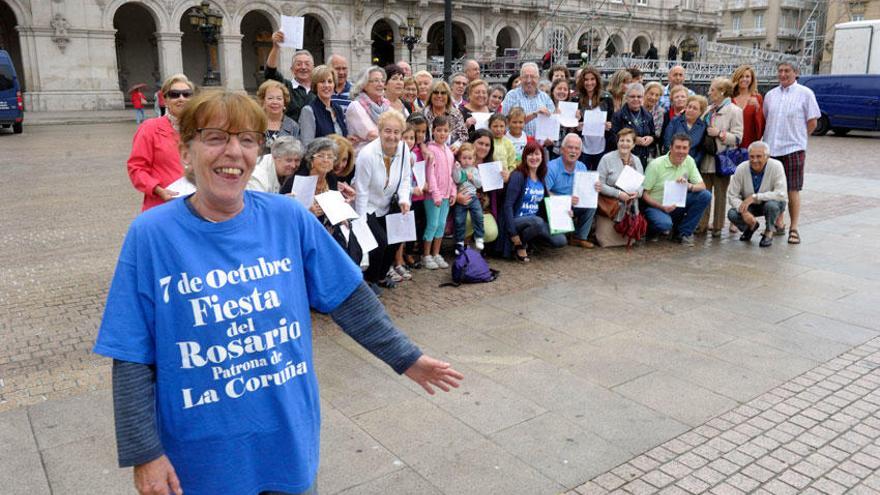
[398,16,422,66]
[187,1,223,86]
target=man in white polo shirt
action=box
[762,61,820,245]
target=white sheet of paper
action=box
[314,190,359,225]
[471,112,492,130]
[581,109,606,137]
[351,217,378,254]
[478,161,504,192]
[280,16,304,49]
[548,195,575,232]
[166,176,196,196]
[615,166,645,194]
[291,175,318,209]
[573,171,599,209]
[557,101,579,128]
[384,213,417,244]
[663,180,688,207]
[412,160,426,190]
[535,114,561,142]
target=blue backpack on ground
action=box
[441,247,499,287]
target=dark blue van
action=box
[798,74,880,136]
[0,49,23,134]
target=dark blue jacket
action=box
[307,97,348,139]
[495,170,548,259]
[611,106,655,165]
[663,115,707,164]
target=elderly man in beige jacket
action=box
[727,141,788,247]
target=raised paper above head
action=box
[314,190,359,225]
[573,171,599,209]
[280,15,304,49]
[478,161,504,192]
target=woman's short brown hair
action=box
[711,77,734,98]
[617,128,636,142]
[256,79,290,107]
[466,79,488,100]
[328,134,354,178]
[311,65,336,88]
[179,90,268,145]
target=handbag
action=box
[701,131,717,156]
[715,147,748,177]
[387,144,407,214]
[597,194,620,219]
[614,204,647,249]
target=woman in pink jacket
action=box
[422,116,457,270]
[126,74,194,211]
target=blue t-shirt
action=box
[545,157,588,196]
[94,191,363,495]
[517,177,545,217]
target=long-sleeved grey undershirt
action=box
[112,281,422,468]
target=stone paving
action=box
[1,123,880,494]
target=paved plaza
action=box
[1,123,880,494]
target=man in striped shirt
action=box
[501,62,555,137]
[762,61,820,245]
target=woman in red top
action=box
[126,74,195,211]
[731,65,765,149]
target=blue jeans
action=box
[454,197,484,242]
[573,207,596,241]
[644,190,711,237]
[727,200,786,231]
[512,215,567,248]
[135,108,145,124]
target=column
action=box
[218,34,244,91]
[155,32,184,80]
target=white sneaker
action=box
[385,267,404,283]
[423,256,439,270]
[393,265,412,280]
[435,256,449,269]
[475,237,485,250]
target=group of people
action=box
[109,31,823,495]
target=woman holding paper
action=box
[595,128,644,222]
[575,66,614,169]
[345,66,389,154]
[298,65,348,147]
[459,79,491,131]
[498,141,567,261]
[421,81,468,150]
[353,110,413,288]
[281,137,361,264]
[547,78,577,160]
[126,73,195,211]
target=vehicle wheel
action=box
[812,115,829,136]
[12,122,23,134]
[831,127,850,136]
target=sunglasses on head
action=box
[167,90,193,99]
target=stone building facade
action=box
[0,0,720,112]
[717,0,818,53]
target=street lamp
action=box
[187,0,223,86]
[398,16,422,66]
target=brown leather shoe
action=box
[569,238,595,249]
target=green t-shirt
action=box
[642,154,703,204]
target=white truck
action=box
[831,20,880,74]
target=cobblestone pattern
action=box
[1,125,878,411]
[570,338,880,495]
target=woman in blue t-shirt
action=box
[498,141,567,261]
[93,91,462,495]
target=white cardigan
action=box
[246,154,282,193]
[353,138,412,217]
[727,158,788,210]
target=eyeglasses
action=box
[166,90,193,99]
[313,152,337,161]
[432,90,448,95]
[369,78,385,84]
[197,128,263,149]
